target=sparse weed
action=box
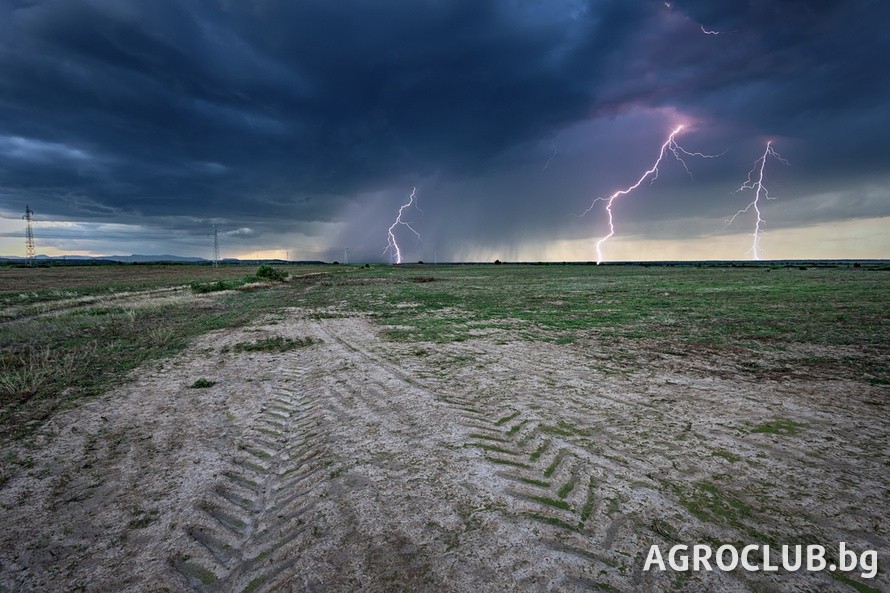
[230,335,317,353]
[750,418,803,436]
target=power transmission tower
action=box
[23,205,35,267]
[211,223,220,267]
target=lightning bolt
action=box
[664,2,728,35]
[383,186,421,264]
[583,125,722,264]
[724,142,789,260]
[542,134,560,172]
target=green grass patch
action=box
[174,559,218,585]
[494,410,520,426]
[750,418,803,436]
[528,494,571,511]
[507,420,528,435]
[557,477,577,499]
[711,448,742,462]
[228,335,317,353]
[484,456,529,468]
[241,575,268,593]
[529,439,551,462]
[829,572,882,593]
[255,265,288,282]
[189,276,255,293]
[579,476,597,525]
[540,420,586,437]
[543,450,567,478]
[189,378,216,389]
[239,445,271,460]
[517,477,551,488]
[671,480,754,529]
[223,471,258,489]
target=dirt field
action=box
[0,265,887,592]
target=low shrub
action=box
[256,265,288,282]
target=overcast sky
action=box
[1,0,888,262]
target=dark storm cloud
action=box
[1,0,888,257]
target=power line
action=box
[211,223,220,267]
[22,205,35,267]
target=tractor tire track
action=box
[171,365,327,593]
[313,317,632,590]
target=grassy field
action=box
[1,263,886,444]
[301,264,889,382]
[0,263,329,309]
[0,264,345,442]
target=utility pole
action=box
[211,223,220,267]
[23,205,35,267]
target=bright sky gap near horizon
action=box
[0,1,888,262]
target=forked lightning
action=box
[383,186,421,264]
[583,125,721,264]
[725,142,789,260]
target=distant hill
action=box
[102,254,209,263]
[0,254,208,263]
[0,254,327,265]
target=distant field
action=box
[0,263,328,298]
[302,264,890,384]
[0,263,887,592]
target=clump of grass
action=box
[750,418,803,436]
[127,507,159,529]
[0,347,77,404]
[711,448,742,462]
[494,410,520,426]
[671,480,753,528]
[190,275,262,293]
[541,420,586,436]
[229,336,316,353]
[557,477,577,499]
[517,476,550,488]
[189,378,216,389]
[242,576,268,593]
[172,557,218,585]
[256,265,288,282]
[529,440,551,462]
[579,476,597,525]
[543,450,567,477]
[529,494,571,511]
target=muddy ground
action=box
[0,302,887,592]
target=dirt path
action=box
[0,286,195,323]
[0,310,887,592]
